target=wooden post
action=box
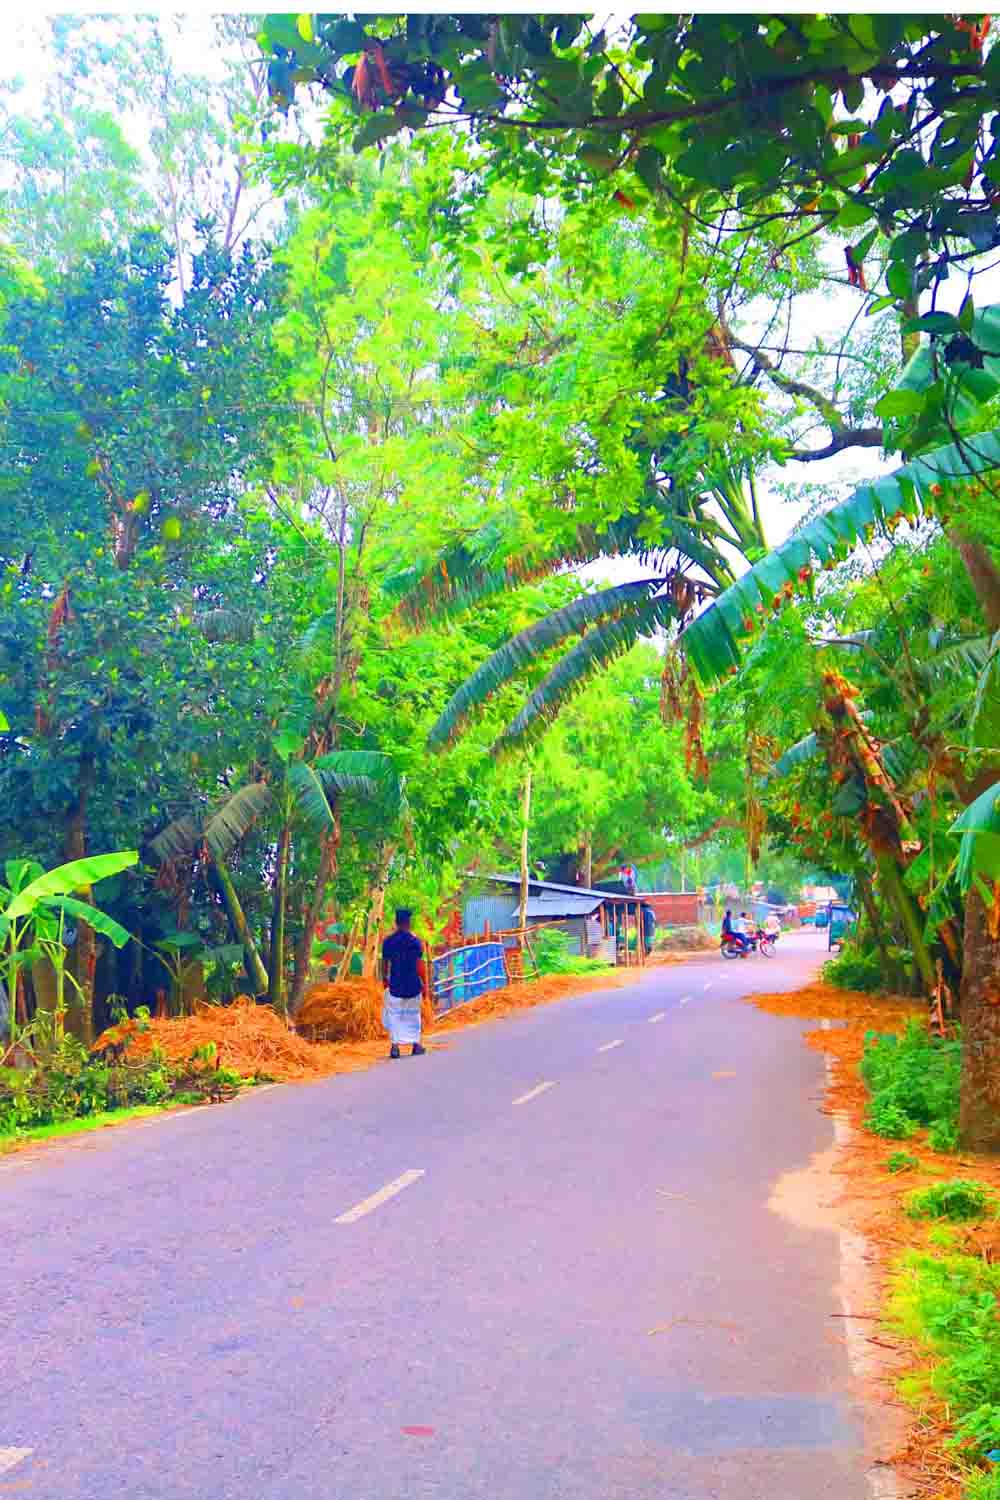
[518,766,533,940]
[638,904,646,966]
[623,905,630,967]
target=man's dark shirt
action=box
[382,930,424,999]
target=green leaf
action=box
[953,780,1000,889]
[45,896,132,948]
[0,711,7,731]
[5,851,138,920]
[296,14,313,44]
[772,733,820,777]
[875,389,924,420]
[901,312,962,336]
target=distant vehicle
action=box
[828,903,858,950]
[814,906,830,929]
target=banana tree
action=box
[149,748,394,1014]
[1,851,137,1050]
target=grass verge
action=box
[0,1101,183,1154]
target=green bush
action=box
[966,1467,1000,1500]
[893,1251,1000,1422]
[866,1099,920,1139]
[931,1118,962,1154]
[0,1007,239,1136]
[905,1180,994,1223]
[861,1020,961,1141]
[886,1151,920,1174]
[531,927,612,977]
[822,942,885,993]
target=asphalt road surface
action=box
[1,931,879,1499]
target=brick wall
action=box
[645,892,700,926]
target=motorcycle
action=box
[720,926,778,960]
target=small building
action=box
[461,873,651,958]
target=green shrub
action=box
[892,1251,1000,1411]
[866,1099,919,1139]
[886,1151,920,1174]
[951,1404,1000,1461]
[861,1020,961,1140]
[822,943,885,992]
[905,1180,994,1223]
[931,1118,962,1154]
[531,927,612,977]
[966,1467,1000,1500]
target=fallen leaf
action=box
[712,1070,737,1080]
[401,1426,435,1437]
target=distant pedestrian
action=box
[381,908,428,1059]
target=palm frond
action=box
[287,761,340,833]
[493,591,678,754]
[682,424,1000,684]
[428,579,665,750]
[148,816,202,863]
[203,783,273,861]
[387,511,659,630]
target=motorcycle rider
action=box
[723,908,749,952]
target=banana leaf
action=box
[5,851,138,920]
[953,779,1000,889]
[682,424,1000,684]
[494,590,679,753]
[428,578,667,749]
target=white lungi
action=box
[383,990,422,1045]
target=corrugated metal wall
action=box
[462,893,517,937]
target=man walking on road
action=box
[381,908,428,1059]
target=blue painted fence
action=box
[433,942,507,1015]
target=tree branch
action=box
[787,427,885,461]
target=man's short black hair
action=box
[395,908,412,928]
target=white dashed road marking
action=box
[703,981,713,991]
[648,1012,666,1024]
[597,1039,624,1053]
[512,1081,557,1106]
[679,995,691,1006]
[335,1170,425,1224]
[0,1450,32,1475]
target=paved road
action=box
[0,932,876,1499]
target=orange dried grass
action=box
[296,978,435,1042]
[93,997,380,1083]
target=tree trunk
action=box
[518,767,533,936]
[582,834,592,890]
[65,754,96,1045]
[952,534,1000,632]
[212,857,268,996]
[875,853,936,995]
[267,826,291,1015]
[362,844,396,979]
[959,883,1000,1151]
[289,820,340,1016]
